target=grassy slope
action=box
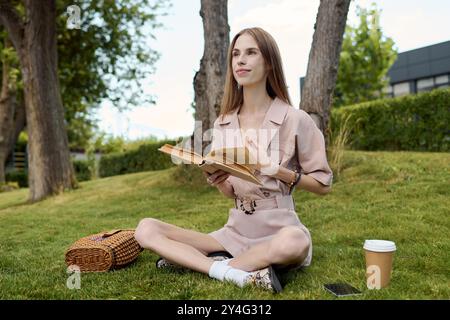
[0,150,448,299]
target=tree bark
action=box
[6,99,25,162]
[193,0,229,155]
[0,0,77,200]
[21,0,77,200]
[0,38,16,183]
[300,0,351,145]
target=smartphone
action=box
[324,283,362,297]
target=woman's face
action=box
[232,33,269,88]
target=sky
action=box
[95,0,450,141]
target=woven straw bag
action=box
[65,229,143,272]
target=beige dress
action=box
[208,97,333,269]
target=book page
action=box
[159,143,262,186]
[199,161,263,186]
[158,144,204,165]
[206,146,258,174]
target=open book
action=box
[158,144,263,186]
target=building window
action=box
[417,77,434,92]
[415,74,450,93]
[393,82,410,96]
[435,74,449,85]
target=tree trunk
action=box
[17,0,77,201]
[6,99,25,163]
[300,0,351,145]
[0,38,16,183]
[193,0,229,155]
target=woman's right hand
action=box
[203,170,230,187]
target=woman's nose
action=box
[236,54,246,65]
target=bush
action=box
[99,139,179,178]
[0,182,19,193]
[5,159,93,188]
[5,170,28,188]
[72,160,92,182]
[331,88,450,151]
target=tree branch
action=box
[0,0,24,53]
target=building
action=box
[384,40,450,97]
[299,40,450,99]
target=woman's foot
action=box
[244,265,283,293]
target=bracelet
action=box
[288,170,302,193]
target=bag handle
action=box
[102,229,135,238]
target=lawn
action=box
[0,150,448,299]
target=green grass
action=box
[0,150,449,299]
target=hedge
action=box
[6,159,93,188]
[331,88,450,151]
[99,139,178,178]
[72,160,91,182]
[5,170,28,188]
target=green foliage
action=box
[328,113,352,182]
[55,0,171,150]
[0,181,19,193]
[5,157,96,187]
[15,131,28,151]
[90,133,127,154]
[0,34,21,89]
[72,160,91,182]
[5,170,28,188]
[331,88,450,151]
[88,133,162,155]
[1,1,171,151]
[0,29,23,102]
[122,135,162,152]
[99,139,178,177]
[334,3,397,107]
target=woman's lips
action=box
[236,70,250,76]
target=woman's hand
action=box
[204,170,235,198]
[245,136,280,176]
[203,170,230,187]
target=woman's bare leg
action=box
[228,226,311,272]
[134,218,227,274]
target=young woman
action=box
[134,27,333,293]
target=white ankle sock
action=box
[208,261,232,281]
[223,267,250,287]
[208,260,250,288]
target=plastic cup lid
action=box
[363,239,396,252]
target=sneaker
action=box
[207,251,233,261]
[155,257,185,270]
[155,251,233,270]
[245,265,283,293]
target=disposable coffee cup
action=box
[364,240,396,289]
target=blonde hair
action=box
[219,27,292,121]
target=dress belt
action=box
[234,195,296,214]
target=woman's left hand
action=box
[245,136,280,176]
